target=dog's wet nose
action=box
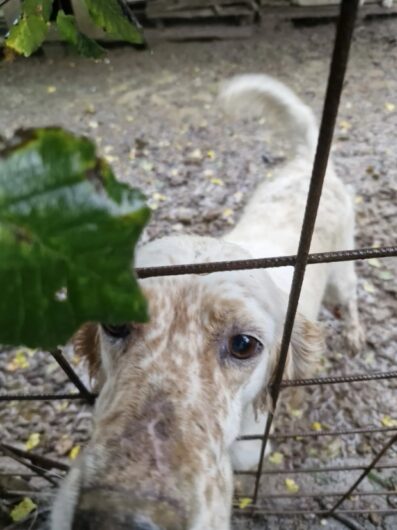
[72,487,186,530]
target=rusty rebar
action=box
[235,462,397,476]
[135,245,397,278]
[235,490,397,500]
[252,0,360,503]
[2,369,396,402]
[327,433,397,514]
[50,348,95,404]
[0,445,60,486]
[234,508,397,516]
[0,392,85,401]
[280,369,397,388]
[239,425,397,441]
[0,443,69,472]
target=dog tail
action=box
[219,74,318,160]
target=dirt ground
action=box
[0,14,396,530]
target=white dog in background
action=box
[221,74,364,469]
[51,74,363,530]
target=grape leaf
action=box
[6,15,48,56]
[56,11,105,59]
[84,0,143,44]
[5,0,54,56]
[22,0,53,22]
[0,128,150,349]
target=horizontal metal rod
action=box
[280,369,397,388]
[239,426,397,441]
[235,490,397,501]
[2,490,54,498]
[136,245,397,278]
[2,369,396,402]
[0,472,41,478]
[235,462,397,476]
[234,508,397,516]
[0,392,85,401]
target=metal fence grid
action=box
[1,0,397,525]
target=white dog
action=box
[51,74,362,530]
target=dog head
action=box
[51,235,322,530]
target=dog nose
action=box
[72,487,186,530]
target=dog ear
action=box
[73,322,101,386]
[256,314,324,413]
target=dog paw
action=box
[345,323,366,354]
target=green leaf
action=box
[0,128,150,349]
[56,11,105,58]
[6,15,48,56]
[22,0,54,22]
[5,1,54,56]
[84,0,143,44]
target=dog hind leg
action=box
[325,202,365,353]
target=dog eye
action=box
[228,334,262,360]
[101,323,131,339]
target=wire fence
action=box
[1,0,396,525]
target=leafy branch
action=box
[4,0,144,58]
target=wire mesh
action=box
[0,0,396,525]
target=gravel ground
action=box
[0,15,396,530]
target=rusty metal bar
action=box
[2,490,54,498]
[235,490,397,500]
[252,0,360,503]
[0,392,85,401]
[279,369,397,388]
[240,425,397,441]
[0,443,69,472]
[234,508,397,516]
[0,472,40,478]
[327,433,397,514]
[2,369,396,402]
[50,348,95,404]
[235,462,397,476]
[135,245,397,278]
[0,445,59,486]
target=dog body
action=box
[221,76,363,470]
[51,75,362,530]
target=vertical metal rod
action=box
[252,0,360,503]
[327,433,397,514]
[50,348,95,404]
